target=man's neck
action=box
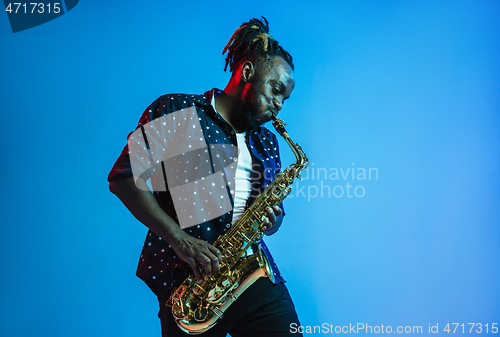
[214,91,248,133]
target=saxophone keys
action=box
[207,285,222,301]
[194,306,209,322]
[172,301,190,319]
[193,283,204,295]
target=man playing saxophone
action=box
[108,17,302,337]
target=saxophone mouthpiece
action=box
[271,115,287,136]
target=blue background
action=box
[1,1,499,336]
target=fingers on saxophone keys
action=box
[198,254,220,281]
[261,216,271,230]
[273,205,282,216]
[208,253,221,275]
[199,257,213,280]
[210,247,224,264]
[188,258,203,283]
[265,207,276,225]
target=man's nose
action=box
[273,98,283,111]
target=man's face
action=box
[241,56,295,128]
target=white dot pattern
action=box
[109,89,286,289]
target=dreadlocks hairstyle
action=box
[222,17,294,73]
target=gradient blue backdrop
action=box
[1,1,499,336]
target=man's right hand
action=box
[170,233,223,283]
[109,176,223,283]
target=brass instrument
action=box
[166,116,309,334]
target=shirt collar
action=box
[194,88,267,134]
[193,88,222,106]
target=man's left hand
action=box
[261,206,283,235]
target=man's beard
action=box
[241,90,276,129]
[243,109,262,129]
[244,106,278,129]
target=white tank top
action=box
[232,132,252,223]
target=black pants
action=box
[156,277,303,337]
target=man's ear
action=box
[240,61,255,83]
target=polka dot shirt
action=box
[108,89,285,290]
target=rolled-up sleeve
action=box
[108,133,134,182]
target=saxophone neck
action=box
[272,116,309,178]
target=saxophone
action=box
[166,116,309,334]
